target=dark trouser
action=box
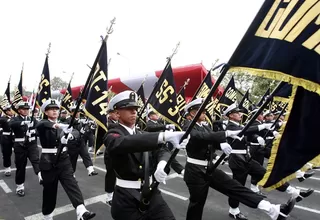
[111,186,175,220]
[41,154,84,215]
[250,145,265,184]
[14,142,40,184]
[184,162,264,220]
[228,154,289,208]
[1,137,13,168]
[83,133,94,147]
[104,158,116,193]
[170,158,184,174]
[68,143,93,172]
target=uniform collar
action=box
[119,123,136,135]
[229,120,240,126]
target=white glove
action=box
[220,142,232,156]
[154,160,167,184]
[257,136,265,146]
[38,172,43,184]
[178,135,190,149]
[159,131,186,149]
[80,119,88,124]
[258,123,273,131]
[27,121,34,128]
[63,127,73,134]
[21,121,31,126]
[61,133,72,144]
[225,130,241,138]
[273,131,280,138]
[80,127,86,134]
[165,124,176,131]
[56,123,69,130]
[26,130,32,138]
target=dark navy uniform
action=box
[183,99,295,220]
[36,99,95,220]
[104,117,117,204]
[9,102,40,196]
[64,116,97,175]
[104,124,174,220]
[0,111,13,175]
[104,90,176,220]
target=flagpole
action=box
[136,42,180,125]
[54,17,116,166]
[177,78,190,96]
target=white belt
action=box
[231,149,247,154]
[2,132,11,135]
[250,142,260,146]
[116,176,153,189]
[42,147,67,154]
[266,137,274,140]
[15,137,36,142]
[187,157,208,166]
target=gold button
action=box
[138,178,141,181]
[139,165,142,169]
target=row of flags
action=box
[1,1,319,190]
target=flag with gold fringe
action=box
[83,39,108,155]
[148,64,181,130]
[228,0,320,189]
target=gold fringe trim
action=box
[229,67,320,96]
[148,104,182,131]
[83,108,108,159]
[258,85,320,190]
[273,96,289,103]
[258,85,298,190]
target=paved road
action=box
[0,148,319,220]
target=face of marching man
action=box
[45,108,60,120]
[116,106,139,128]
[190,108,206,122]
[228,111,242,123]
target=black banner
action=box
[61,83,73,113]
[84,40,108,154]
[227,0,320,189]
[148,64,181,130]
[37,56,51,107]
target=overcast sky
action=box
[0,0,264,93]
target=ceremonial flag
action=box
[238,90,250,123]
[61,82,73,113]
[176,86,187,126]
[12,68,23,112]
[228,0,320,189]
[136,82,147,129]
[37,56,51,107]
[1,78,11,108]
[83,39,109,155]
[148,64,181,130]
[214,77,237,116]
[192,71,215,124]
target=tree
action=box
[51,76,68,91]
[212,68,279,104]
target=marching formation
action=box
[1,1,320,220]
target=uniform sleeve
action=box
[146,121,166,132]
[104,130,162,155]
[9,117,22,129]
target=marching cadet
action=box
[104,108,119,205]
[64,106,98,176]
[103,90,189,220]
[0,105,14,176]
[9,101,40,197]
[224,103,314,220]
[146,110,185,176]
[36,99,95,220]
[182,98,296,220]
[58,109,68,123]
